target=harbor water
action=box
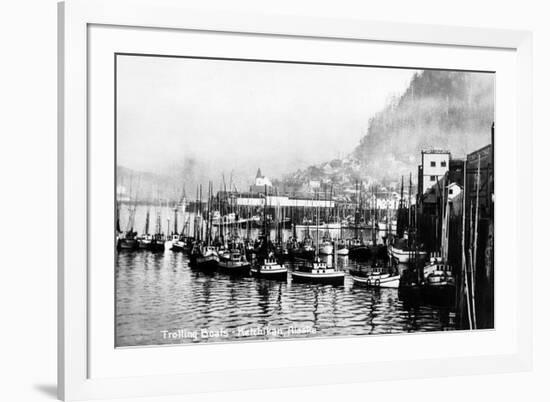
[116,204,456,347]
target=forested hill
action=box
[352,70,494,179]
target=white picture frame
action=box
[58,0,533,400]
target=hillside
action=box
[282,70,494,189]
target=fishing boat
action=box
[290,194,345,285]
[216,249,251,275]
[423,256,455,289]
[117,231,138,250]
[291,236,315,260]
[116,197,139,251]
[170,234,186,251]
[350,266,399,288]
[348,238,370,260]
[291,258,345,285]
[421,180,456,305]
[146,208,166,252]
[388,241,427,264]
[148,233,165,252]
[251,252,288,280]
[137,233,152,249]
[250,186,288,280]
[389,175,427,264]
[191,181,220,269]
[137,209,152,249]
[193,245,219,270]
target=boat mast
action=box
[372,185,377,246]
[396,176,405,239]
[144,208,150,235]
[471,155,481,329]
[264,184,269,245]
[315,190,320,259]
[199,184,203,242]
[173,205,178,236]
[205,182,210,247]
[462,159,473,329]
[354,180,359,239]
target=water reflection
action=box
[116,250,456,347]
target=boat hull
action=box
[250,267,288,280]
[137,239,151,249]
[290,271,345,285]
[216,261,251,275]
[290,249,315,260]
[348,246,370,260]
[421,283,456,306]
[148,241,165,253]
[195,255,219,270]
[117,238,138,251]
[171,242,187,252]
[351,274,399,288]
[388,245,427,264]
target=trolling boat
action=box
[148,233,166,252]
[423,256,455,290]
[251,251,288,280]
[285,235,299,255]
[171,218,193,252]
[291,256,345,285]
[387,240,427,264]
[117,230,138,250]
[290,195,345,285]
[348,238,370,260]
[137,234,152,249]
[389,175,427,264]
[116,199,138,251]
[170,234,187,252]
[192,244,219,270]
[137,208,153,250]
[217,248,251,275]
[421,181,456,304]
[250,186,288,280]
[350,265,399,288]
[291,235,315,260]
[145,207,166,252]
[190,182,220,270]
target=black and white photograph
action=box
[115,55,495,348]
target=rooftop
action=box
[422,149,451,155]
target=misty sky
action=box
[117,55,417,189]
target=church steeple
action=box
[256,168,262,179]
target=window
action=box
[430,161,436,167]
[441,161,447,167]
[430,176,436,181]
[449,189,453,195]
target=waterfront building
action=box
[234,193,334,209]
[418,149,451,194]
